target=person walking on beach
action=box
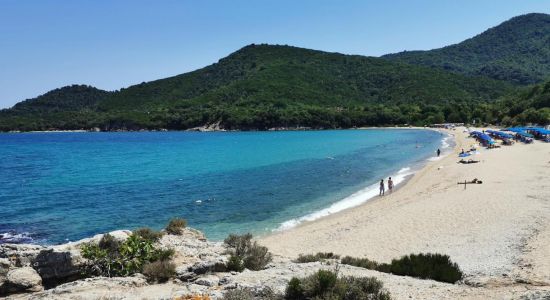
[379,179,385,196]
[388,177,393,194]
[437,148,441,157]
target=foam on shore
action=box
[0,231,34,244]
[275,132,452,232]
[276,167,415,231]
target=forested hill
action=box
[9,85,111,113]
[2,13,550,131]
[383,13,550,85]
[494,79,550,125]
[0,44,514,131]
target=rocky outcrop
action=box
[2,226,550,299]
[4,267,43,293]
[0,230,132,296]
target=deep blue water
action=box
[0,129,445,244]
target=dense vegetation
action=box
[340,253,463,283]
[80,231,175,280]
[493,79,550,125]
[294,252,340,263]
[222,269,392,300]
[384,13,550,85]
[1,14,549,131]
[284,269,391,300]
[224,233,273,272]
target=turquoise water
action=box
[0,129,445,244]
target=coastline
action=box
[2,127,549,299]
[260,127,550,297]
[1,125,434,134]
[267,127,452,234]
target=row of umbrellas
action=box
[470,131,495,145]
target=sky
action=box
[0,1,548,109]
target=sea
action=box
[0,129,450,245]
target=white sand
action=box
[260,127,550,298]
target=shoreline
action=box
[0,127,447,247]
[1,125,440,134]
[262,128,454,238]
[2,127,549,298]
[259,127,550,292]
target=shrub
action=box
[340,256,379,270]
[81,232,175,277]
[223,287,282,300]
[134,227,163,242]
[341,276,391,300]
[285,278,304,299]
[143,260,176,282]
[340,253,463,284]
[224,233,254,257]
[295,252,340,263]
[166,218,187,235]
[226,254,244,272]
[243,241,272,271]
[385,253,463,283]
[285,269,391,300]
[224,233,272,271]
[98,233,120,253]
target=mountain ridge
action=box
[1,13,549,131]
[383,13,550,85]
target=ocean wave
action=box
[427,133,454,161]
[275,168,414,231]
[398,167,411,174]
[0,231,34,244]
[441,135,451,149]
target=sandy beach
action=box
[260,127,550,298]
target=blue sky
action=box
[0,1,548,108]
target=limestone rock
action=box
[6,267,43,293]
[194,274,219,287]
[189,258,228,275]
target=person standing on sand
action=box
[388,177,393,194]
[379,179,385,196]
[437,148,441,157]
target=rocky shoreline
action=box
[2,225,550,299]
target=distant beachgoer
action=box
[379,179,385,196]
[388,177,393,193]
[460,148,465,154]
[437,148,441,157]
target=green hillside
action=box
[9,85,111,113]
[494,79,550,125]
[0,44,514,131]
[3,13,550,131]
[383,13,550,85]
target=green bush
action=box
[224,233,254,257]
[341,276,391,300]
[81,232,175,277]
[224,233,272,271]
[142,260,176,283]
[384,253,463,283]
[134,227,163,242]
[98,233,120,252]
[285,269,391,300]
[340,256,379,270]
[340,253,463,283]
[295,252,340,263]
[285,278,304,299]
[165,218,187,235]
[226,254,245,272]
[244,241,273,271]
